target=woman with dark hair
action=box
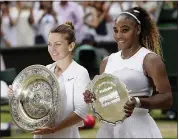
[83,7,172,138]
[9,22,90,138]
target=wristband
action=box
[133,97,141,108]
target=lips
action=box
[52,53,58,56]
[118,40,125,44]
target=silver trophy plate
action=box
[86,73,130,125]
[9,65,60,132]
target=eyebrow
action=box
[113,25,130,30]
[120,25,130,28]
[48,41,62,44]
[113,27,117,30]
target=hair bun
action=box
[64,22,74,30]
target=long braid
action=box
[127,7,162,56]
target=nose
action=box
[48,43,57,50]
[114,33,123,41]
[116,32,124,39]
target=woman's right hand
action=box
[8,85,13,97]
[83,90,96,104]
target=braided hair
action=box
[119,7,162,56]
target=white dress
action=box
[96,47,162,138]
[34,60,90,138]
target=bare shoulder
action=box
[144,53,164,66]
[100,56,109,74]
[143,53,166,76]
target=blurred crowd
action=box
[0,1,178,48]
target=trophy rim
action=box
[9,64,60,132]
[87,73,130,125]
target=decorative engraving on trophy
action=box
[10,65,60,131]
[87,73,129,125]
[22,79,52,119]
[94,78,120,108]
[99,91,120,107]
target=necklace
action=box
[121,46,141,59]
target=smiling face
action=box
[113,15,140,50]
[48,33,73,61]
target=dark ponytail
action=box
[126,7,162,56]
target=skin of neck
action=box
[56,53,73,72]
[121,42,141,59]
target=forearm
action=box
[28,16,34,25]
[52,112,83,133]
[140,93,173,109]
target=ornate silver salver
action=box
[86,73,130,125]
[9,65,60,132]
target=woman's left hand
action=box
[31,127,53,135]
[123,97,136,118]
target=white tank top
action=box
[105,47,154,97]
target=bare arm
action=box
[84,10,105,28]
[51,113,82,133]
[140,53,173,109]
[83,56,109,104]
[99,56,109,74]
[28,8,34,25]
[32,112,82,135]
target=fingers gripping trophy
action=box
[85,73,131,125]
[8,65,61,132]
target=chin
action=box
[117,45,124,50]
[51,56,58,62]
[118,43,129,50]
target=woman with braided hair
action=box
[83,7,172,138]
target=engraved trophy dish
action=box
[9,65,60,132]
[86,73,130,125]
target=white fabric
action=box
[53,2,84,43]
[97,47,162,138]
[33,9,57,43]
[1,55,6,71]
[1,80,8,98]
[97,108,162,138]
[10,8,35,46]
[108,2,132,20]
[1,14,17,47]
[105,47,154,97]
[34,60,90,138]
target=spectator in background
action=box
[163,1,178,9]
[1,2,17,47]
[0,26,11,48]
[80,1,97,36]
[108,1,132,20]
[10,2,35,46]
[33,1,58,45]
[132,1,163,22]
[74,33,109,78]
[83,1,115,42]
[53,1,84,44]
[84,2,111,36]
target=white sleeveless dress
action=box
[96,47,162,138]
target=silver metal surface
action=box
[9,65,60,132]
[87,73,130,125]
